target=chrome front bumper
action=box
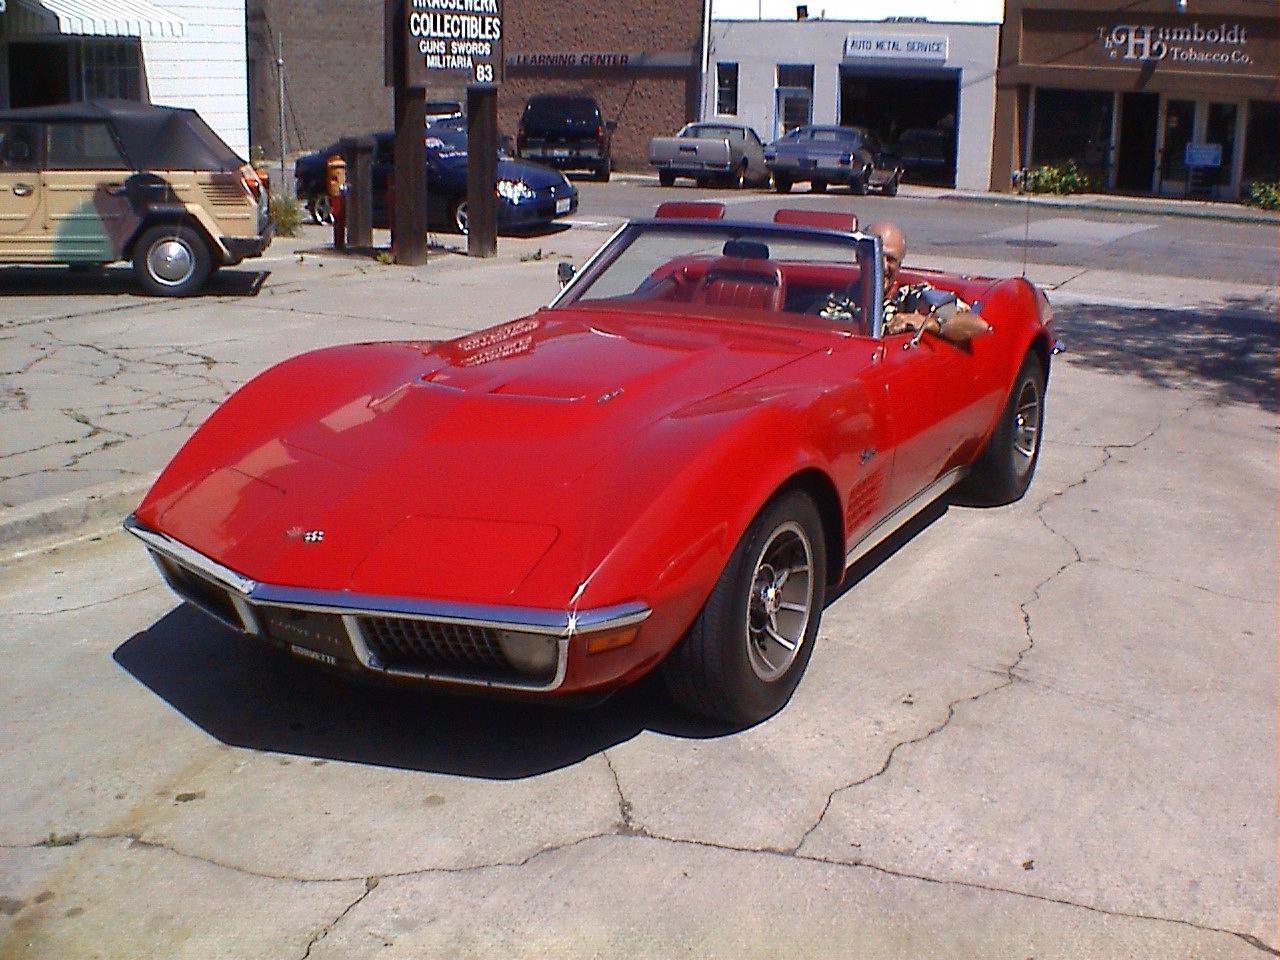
[124,516,650,692]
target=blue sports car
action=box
[295,124,578,234]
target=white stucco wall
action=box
[712,0,1002,24]
[141,0,249,157]
[703,18,1000,190]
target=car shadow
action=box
[113,605,737,780]
[0,265,268,297]
[1054,292,1277,412]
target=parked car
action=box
[766,125,903,195]
[0,99,271,296]
[294,125,577,234]
[126,201,1057,725]
[647,122,770,188]
[516,94,614,182]
[894,127,954,183]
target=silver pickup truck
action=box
[647,123,770,188]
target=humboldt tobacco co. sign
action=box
[1096,21,1252,67]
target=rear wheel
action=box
[658,169,675,187]
[850,172,869,195]
[882,174,900,196]
[958,353,1046,505]
[772,174,792,194]
[810,178,827,193]
[132,223,213,297]
[595,160,611,183]
[731,161,749,189]
[663,491,827,725]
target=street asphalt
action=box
[0,180,1276,958]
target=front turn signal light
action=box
[584,625,639,655]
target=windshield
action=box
[554,222,880,335]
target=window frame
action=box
[715,62,739,117]
[43,120,130,171]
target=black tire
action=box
[658,169,675,187]
[772,174,792,194]
[733,161,749,189]
[132,222,213,297]
[810,178,827,194]
[662,491,827,725]
[595,161,611,183]
[449,197,468,234]
[695,176,711,188]
[850,172,869,195]
[958,353,1047,506]
[882,174,900,197]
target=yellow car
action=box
[0,100,272,296]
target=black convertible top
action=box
[0,100,244,171]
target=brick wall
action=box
[248,0,705,167]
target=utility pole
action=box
[277,33,286,189]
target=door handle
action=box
[12,183,32,197]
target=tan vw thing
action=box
[0,100,272,296]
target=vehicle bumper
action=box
[500,193,578,227]
[221,224,274,264]
[520,147,604,170]
[124,516,650,695]
[768,160,858,182]
[653,162,733,178]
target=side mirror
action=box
[605,120,618,133]
[557,261,575,286]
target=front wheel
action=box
[132,223,213,297]
[658,169,675,187]
[850,172,869,195]
[810,178,827,194]
[663,491,827,725]
[957,353,1046,505]
[449,197,469,234]
[882,174,900,197]
[595,161,611,183]
[307,194,334,224]
[732,161,749,189]
[772,174,792,194]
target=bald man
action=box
[866,221,992,344]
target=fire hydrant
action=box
[325,153,347,249]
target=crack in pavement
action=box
[8,584,158,617]
[1088,560,1271,605]
[7,828,1272,956]
[298,876,380,960]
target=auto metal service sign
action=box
[404,0,504,87]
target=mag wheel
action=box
[132,223,212,297]
[450,198,469,234]
[959,353,1046,506]
[663,491,826,725]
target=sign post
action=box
[387,0,503,261]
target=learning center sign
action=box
[403,0,504,87]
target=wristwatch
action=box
[931,308,947,332]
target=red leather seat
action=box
[691,256,785,312]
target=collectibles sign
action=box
[403,0,504,86]
[1020,10,1273,78]
[843,33,949,62]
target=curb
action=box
[938,189,1278,225]
[1,476,151,563]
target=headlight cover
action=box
[497,179,535,202]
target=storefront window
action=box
[81,41,142,101]
[775,64,814,134]
[716,63,738,116]
[1031,88,1113,183]
[1244,100,1278,183]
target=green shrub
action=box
[1019,160,1095,195]
[268,192,300,237]
[1244,180,1279,210]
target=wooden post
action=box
[393,88,428,265]
[466,84,498,258]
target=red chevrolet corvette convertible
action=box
[126,204,1057,724]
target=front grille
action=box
[157,555,242,628]
[359,616,532,681]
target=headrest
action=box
[654,201,725,220]
[722,239,770,260]
[773,209,858,232]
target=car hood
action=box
[147,307,826,602]
[435,155,569,190]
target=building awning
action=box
[6,0,186,38]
